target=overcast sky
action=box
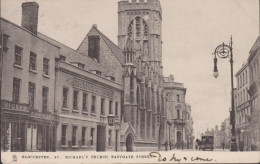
[2,0,259,138]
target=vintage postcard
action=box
[1,0,260,163]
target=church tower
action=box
[118,0,166,151]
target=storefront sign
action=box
[66,77,114,99]
[1,100,29,112]
[30,111,57,121]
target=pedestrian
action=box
[164,141,168,151]
[169,141,172,150]
[221,142,225,150]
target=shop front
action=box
[1,100,58,152]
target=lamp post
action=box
[212,36,237,151]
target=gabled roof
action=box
[38,32,102,71]
[77,26,125,65]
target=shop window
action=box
[43,58,49,75]
[42,87,48,113]
[29,52,37,71]
[13,78,21,103]
[101,98,105,115]
[28,82,35,109]
[62,87,68,108]
[90,128,95,146]
[108,130,112,146]
[72,126,77,146]
[14,45,22,66]
[81,127,86,146]
[61,125,67,146]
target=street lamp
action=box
[212,36,237,151]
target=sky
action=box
[2,0,259,138]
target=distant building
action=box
[164,75,194,149]
[234,62,251,151]
[220,118,231,149]
[205,125,222,149]
[248,36,260,151]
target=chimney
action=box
[22,2,39,35]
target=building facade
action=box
[1,2,59,152]
[234,62,251,151]
[1,0,193,152]
[117,0,166,151]
[248,36,260,151]
[164,75,194,149]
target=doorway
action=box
[177,131,182,143]
[96,125,106,151]
[126,133,134,152]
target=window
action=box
[29,52,37,71]
[14,45,22,66]
[78,63,85,69]
[108,130,112,146]
[61,125,67,146]
[81,127,86,146]
[82,93,88,112]
[28,82,35,109]
[72,126,77,146]
[88,36,100,62]
[13,78,21,103]
[42,87,48,113]
[246,70,248,84]
[176,94,180,102]
[115,102,118,117]
[91,96,96,113]
[101,98,105,115]
[73,90,79,110]
[90,128,95,146]
[63,87,68,108]
[43,58,49,75]
[60,55,66,61]
[109,100,113,114]
[177,109,180,119]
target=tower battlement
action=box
[118,0,161,14]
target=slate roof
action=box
[38,32,102,71]
[77,26,125,65]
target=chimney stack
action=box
[22,2,39,35]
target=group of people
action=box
[164,141,183,151]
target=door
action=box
[96,126,106,151]
[126,133,134,152]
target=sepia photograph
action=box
[0,0,260,163]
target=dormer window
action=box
[90,70,102,76]
[60,55,66,61]
[78,63,85,69]
[106,76,115,81]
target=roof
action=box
[37,32,102,71]
[77,26,125,65]
[248,36,260,62]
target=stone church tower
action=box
[118,0,166,151]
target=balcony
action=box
[172,118,186,125]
